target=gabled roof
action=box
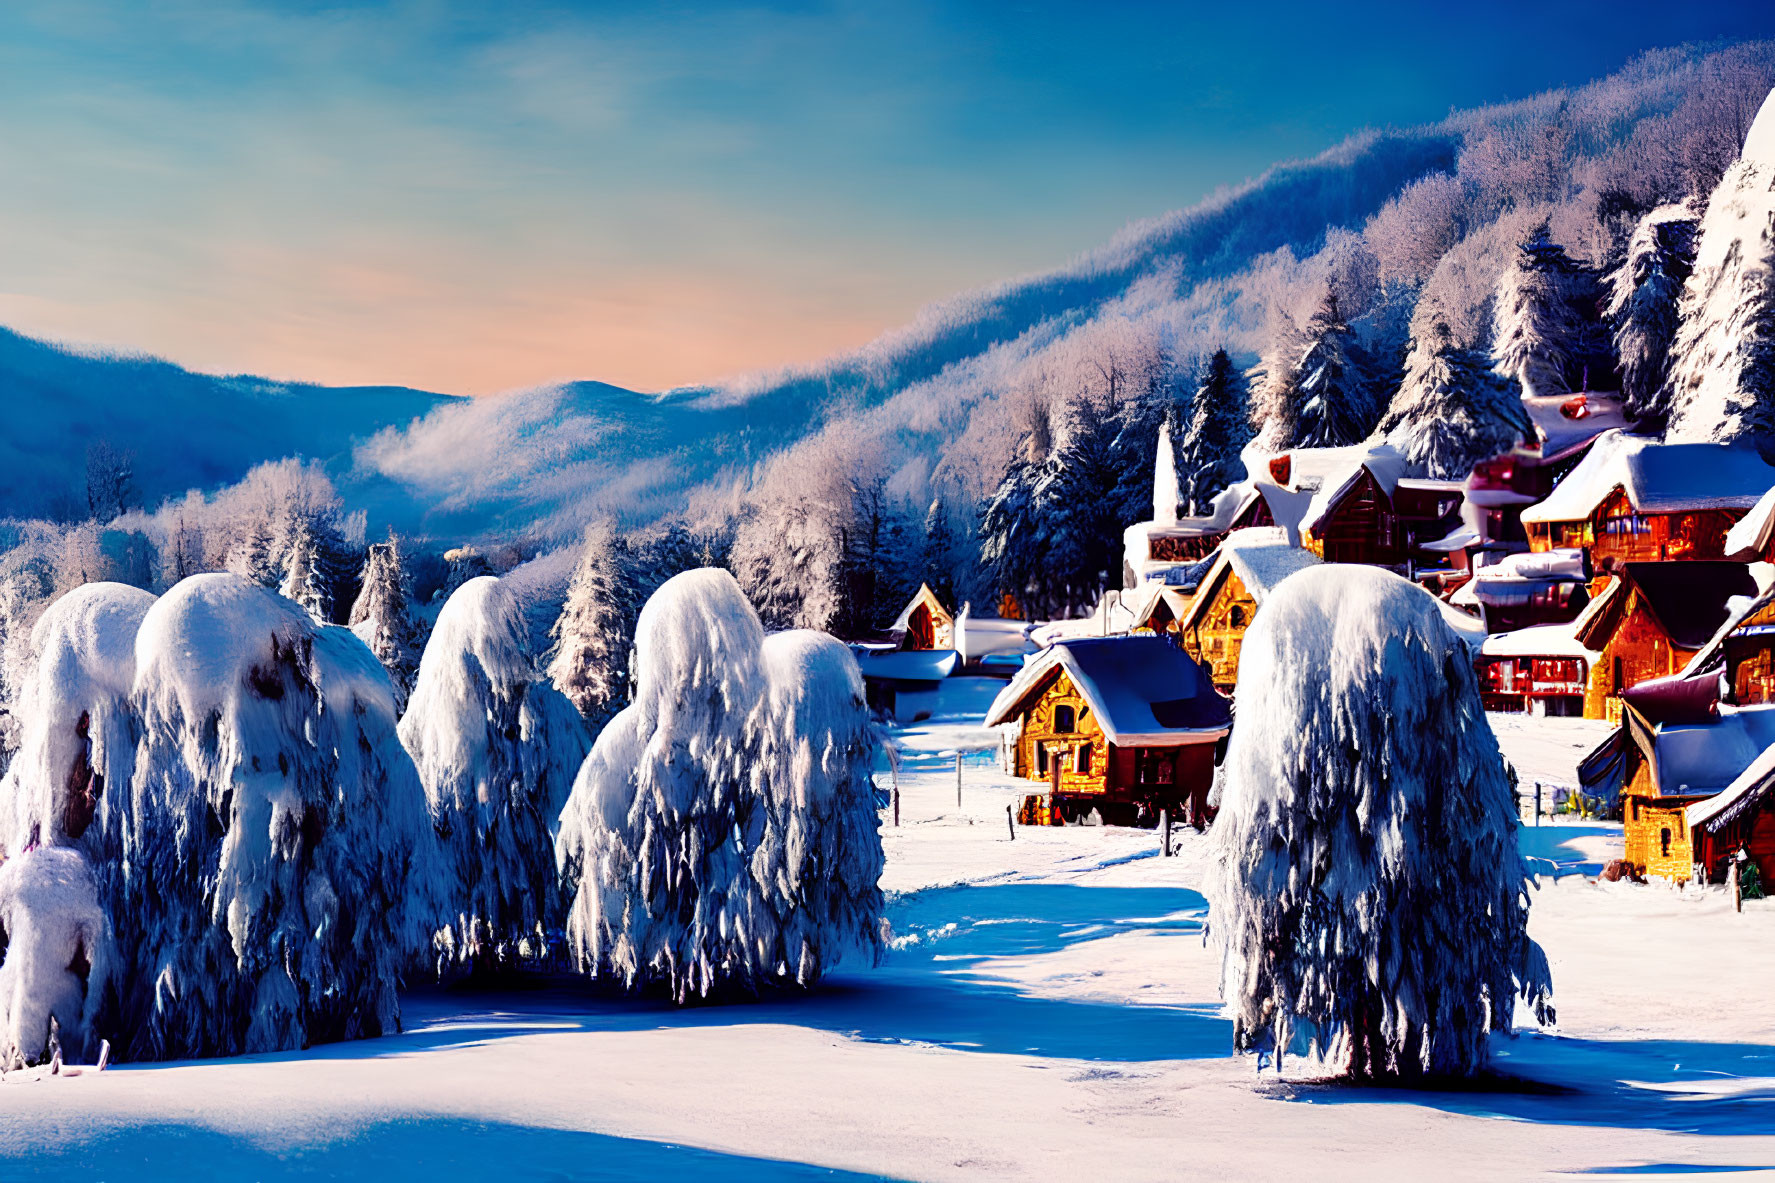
[853,648,959,683]
[1724,485,1775,560]
[1643,704,1775,801]
[1297,444,1412,534]
[1520,430,1775,524]
[1573,562,1757,652]
[983,635,1230,746]
[1182,527,1321,621]
[890,583,953,634]
[1521,393,1629,463]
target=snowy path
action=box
[4,681,1775,1180]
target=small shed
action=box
[983,636,1231,827]
[853,647,960,723]
[1175,528,1322,692]
[1571,561,1757,722]
[892,584,955,651]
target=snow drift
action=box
[118,573,440,1059]
[400,576,589,972]
[556,568,883,1001]
[0,846,112,1067]
[1208,565,1552,1079]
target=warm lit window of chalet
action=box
[1228,605,1246,629]
[1602,513,1651,536]
[1053,705,1075,733]
[1660,827,1672,858]
[1552,522,1587,549]
[1078,744,1092,774]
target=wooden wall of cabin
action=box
[1182,569,1254,691]
[1728,601,1775,704]
[1701,807,1775,884]
[1308,470,1398,566]
[1587,489,1743,565]
[1015,670,1111,794]
[1625,794,1697,880]
[1583,595,1696,722]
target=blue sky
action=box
[0,1,1769,394]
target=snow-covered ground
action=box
[4,679,1772,1181]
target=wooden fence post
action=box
[1534,782,1542,826]
[1006,803,1015,841]
[956,752,963,809]
[1161,809,1172,857]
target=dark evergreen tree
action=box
[349,533,423,712]
[1252,288,1379,450]
[1379,309,1529,479]
[1606,205,1698,429]
[1178,349,1252,514]
[1492,221,1610,399]
[919,497,958,608]
[546,521,635,725]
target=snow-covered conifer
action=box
[1178,349,1252,514]
[278,522,332,624]
[1208,565,1552,1080]
[546,521,634,724]
[1491,221,1602,398]
[1606,204,1698,428]
[1378,304,1528,478]
[730,497,848,632]
[348,536,422,713]
[919,497,958,609]
[0,582,154,859]
[1665,88,1775,450]
[121,573,440,1059]
[0,846,112,1066]
[400,576,589,973]
[556,568,883,1002]
[1251,290,1376,450]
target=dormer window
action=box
[1054,705,1075,734]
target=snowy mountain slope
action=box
[0,326,456,519]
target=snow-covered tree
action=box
[84,441,136,524]
[1492,222,1604,399]
[730,495,848,633]
[1666,89,1775,451]
[1178,349,1252,515]
[546,521,634,725]
[278,521,332,624]
[348,536,422,713]
[1606,204,1698,428]
[918,497,958,609]
[1251,289,1377,450]
[1208,565,1552,1080]
[0,846,112,1067]
[556,568,883,1002]
[120,573,440,1059]
[400,576,590,974]
[1378,305,1528,479]
[0,582,155,860]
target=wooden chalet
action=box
[1477,622,1593,716]
[1520,431,1774,564]
[1123,484,1275,585]
[1587,677,1775,881]
[984,635,1231,827]
[1462,394,1625,553]
[1175,528,1321,693]
[1655,580,1775,707]
[1300,463,1466,572]
[1571,561,1757,723]
[891,584,955,651]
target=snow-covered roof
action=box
[1123,582,1194,632]
[983,635,1230,746]
[1480,622,1596,660]
[1724,485,1775,560]
[1674,565,1775,681]
[1459,548,1588,607]
[852,648,959,684]
[1520,394,1629,462]
[1646,704,1775,799]
[1520,430,1775,524]
[1573,562,1758,652]
[1213,527,1323,601]
[1688,723,1775,832]
[1295,444,1412,535]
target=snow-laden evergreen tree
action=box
[400,575,590,974]
[729,496,847,632]
[556,568,883,1002]
[121,573,441,1059]
[0,582,155,860]
[278,521,333,624]
[1666,88,1775,451]
[546,520,634,725]
[977,417,1045,618]
[1178,349,1252,514]
[919,497,958,609]
[1606,204,1698,428]
[842,474,918,636]
[1208,566,1553,1080]
[1378,304,1528,478]
[225,517,276,587]
[347,536,422,714]
[1492,221,1604,399]
[0,845,112,1067]
[1251,289,1377,450]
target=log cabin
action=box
[1175,527,1321,692]
[1571,561,1756,722]
[1299,459,1467,573]
[891,584,954,651]
[1460,394,1625,555]
[984,635,1231,827]
[1519,431,1774,564]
